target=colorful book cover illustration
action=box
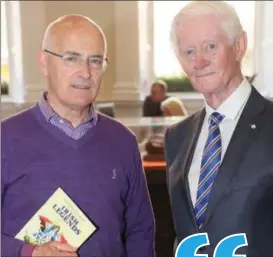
[15,187,97,248]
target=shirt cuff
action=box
[20,244,36,257]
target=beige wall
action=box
[19,1,46,101]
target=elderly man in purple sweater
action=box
[1,15,155,257]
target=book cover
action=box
[15,187,97,248]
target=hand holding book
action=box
[32,241,78,257]
[16,188,97,248]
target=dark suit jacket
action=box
[164,87,273,257]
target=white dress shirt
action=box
[188,78,252,206]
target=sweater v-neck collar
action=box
[32,104,101,149]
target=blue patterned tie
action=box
[194,112,224,229]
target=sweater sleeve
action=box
[124,136,155,257]
[1,136,36,257]
[1,234,35,257]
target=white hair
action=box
[161,96,188,116]
[170,1,243,56]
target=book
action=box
[15,187,97,248]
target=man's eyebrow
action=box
[63,51,81,56]
[89,54,104,59]
[63,52,104,59]
[202,39,217,44]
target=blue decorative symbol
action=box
[175,233,209,257]
[213,233,248,257]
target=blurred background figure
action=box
[142,80,168,117]
[161,96,188,117]
[142,97,188,160]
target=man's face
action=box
[176,14,245,96]
[151,84,166,102]
[41,24,106,109]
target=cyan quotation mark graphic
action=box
[175,233,209,257]
[175,233,247,257]
[213,233,248,257]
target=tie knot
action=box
[210,112,224,125]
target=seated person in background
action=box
[160,96,188,116]
[142,80,168,117]
[142,97,188,160]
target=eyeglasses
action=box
[44,49,108,71]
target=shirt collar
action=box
[204,77,252,121]
[38,92,98,124]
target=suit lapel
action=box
[203,87,266,226]
[177,109,206,228]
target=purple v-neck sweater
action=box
[1,104,155,257]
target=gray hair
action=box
[170,1,243,56]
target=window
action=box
[1,1,10,95]
[153,1,256,78]
[1,1,25,103]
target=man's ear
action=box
[37,49,48,76]
[235,31,247,62]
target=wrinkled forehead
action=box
[53,24,106,56]
[177,14,228,46]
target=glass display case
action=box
[117,116,186,160]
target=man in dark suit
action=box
[164,1,273,257]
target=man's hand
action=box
[32,241,78,256]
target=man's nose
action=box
[194,52,210,70]
[80,61,92,79]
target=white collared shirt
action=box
[188,78,252,206]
